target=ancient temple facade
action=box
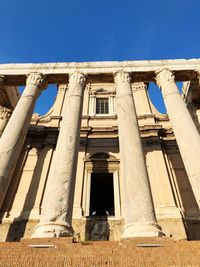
[0,59,200,242]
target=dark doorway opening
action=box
[89,173,115,216]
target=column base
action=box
[31,222,74,238]
[121,222,164,239]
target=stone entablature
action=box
[0,59,200,242]
[0,59,200,82]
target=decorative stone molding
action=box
[132,82,147,91]
[114,71,131,84]
[58,84,68,92]
[86,152,118,161]
[90,88,111,96]
[155,69,175,88]
[0,75,6,83]
[26,72,47,89]
[69,72,86,86]
[0,107,12,120]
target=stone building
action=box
[0,59,200,242]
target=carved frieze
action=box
[90,88,112,96]
[132,82,147,91]
[85,152,118,162]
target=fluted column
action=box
[0,73,47,209]
[32,72,86,238]
[156,69,200,208]
[114,71,163,238]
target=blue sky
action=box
[1,0,199,114]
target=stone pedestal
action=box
[156,69,200,208]
[114,71,163,238]
[32,72,86,238]
[0,73,47,209]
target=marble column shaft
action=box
[156,69,200,207]
[32,72,86,238]
[114,71,162,238]
[0,73,47,209]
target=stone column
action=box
[0,73,47,209]
[32,72,86,238]
[156,69,200,207]
[0,107,12,137]
[114,71,163,238]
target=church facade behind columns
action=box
[0,59,200,241]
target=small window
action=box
[96,98,109,114]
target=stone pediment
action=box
[90,88,113,95]
[86,152,118,161]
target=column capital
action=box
[114,70,131,84]
[0,75,6,83]
[26,72,47,89]
[193,69,200,86]
[155,69,175,87]
[195,69,200,75]
[0,107,12,120]
[69,72,86,86]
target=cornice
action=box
[0,58,200,85]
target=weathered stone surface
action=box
[90,221,109,241]
[0,73,47,209]
[32,72,86,238]
[156,69,200,208]
[114,70,163,238]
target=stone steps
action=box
[0,238,200,266]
